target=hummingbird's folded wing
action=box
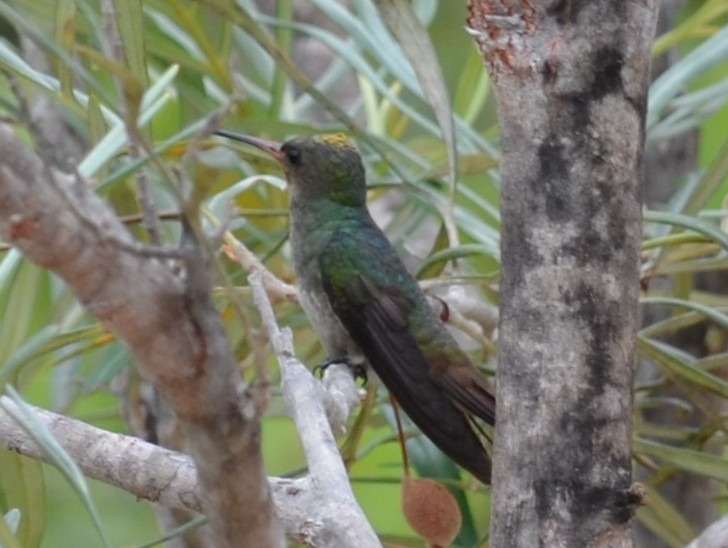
[317,230,495,426]
[351,273,495,426]
[319,236,492,482]
[432,364,496,425]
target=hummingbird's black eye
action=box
[284,145,302,166]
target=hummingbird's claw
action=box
[352,363,368,385]
[314,356,368,385]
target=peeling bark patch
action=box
[9,213,37,241]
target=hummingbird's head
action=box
[279,134,366,207]
[216,130,366,208]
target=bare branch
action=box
[0,125,283,547]
[0,396,375,545]
[223,233,298,303]
[0,396,200,512]
[249,271,380,548]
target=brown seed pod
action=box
[401,476,462,547]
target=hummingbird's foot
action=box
[314,356,368,384]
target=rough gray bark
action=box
[0,126,284,548]
[466,2,658,546]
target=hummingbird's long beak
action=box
[215,129,284,163]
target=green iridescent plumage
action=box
[218,130,496,483]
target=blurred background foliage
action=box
[0,0,725,546]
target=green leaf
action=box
[0,2,118,120]
[681,134,728,216]
[635,483,695,547]
[113,0,148,87]
[1,389,112,548]
[454,48,490,125]
[0,451,44,548]
[637,336,728,399]
[417,244,492,279]
[53,0,76,99]
[652,0,728,56]
[638,310,710,339]
[644,209,728,253]
[635,437,728,483]
[375,0,457,192]
[649,23,728,128]
[78,64,179,177]
[640,296,728,329]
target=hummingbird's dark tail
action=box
[336,280,494,483]
[403,396,492,484]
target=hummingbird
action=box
[217,130,496,483]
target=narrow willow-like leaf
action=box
[680,135,728,216]
[196,0,407,180]
[0,34,120,125]
[269,0,293,116]
[454,48,491,125]
[376,0,457,190]
[640,296,728,329]
[79,64,179,177]
[0,451,44,548]
[638,310,709,338]
[649,23,728,127]
[642,232,713,251]
[255,15,443,142]
[652,0,728,56]
[649,77,728,142]
[637,336,728,398]
[417,244,492,279]
[53,0,76,98]
[0,2,118,118]
[113,0,148,87]
[644,209,728,253]
[1,388,112,548]
[635,437,728,483]
[635,484,695,547]
[16,455,45,547]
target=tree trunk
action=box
[466,2,658,546]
